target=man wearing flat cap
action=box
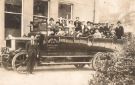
[74,17,82,32]
[115,21,124,39]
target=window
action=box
[5,14,21,28]
[58,3,72,19]
[32,0,48,32]
[5,0,22,37]
[34,0,48,17]
[5,0,22,13]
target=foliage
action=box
[89,38,135,85]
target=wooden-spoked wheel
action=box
[92,52,114,71]
[1,54,12,70]
[74,64,85,68]
[92,52,105,71]
[12,52,28,74]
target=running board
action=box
[39,62,92,66]
[41,55,93,58]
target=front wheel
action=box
[12,52,27,74]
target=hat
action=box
[56,21,60,24]
[49,18,54,21]
[87,21,91,24]
[34,17,38,20]
[117,21,121,24]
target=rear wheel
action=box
[92,52,104,71]
[12,52,27,74]
[92,52,114,71]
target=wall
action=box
[22,0,33,36]
[0,0,5,47]
[59,0,94,21]
[96,0,130,23]
[50,0,59,20]
[72,0,94,21]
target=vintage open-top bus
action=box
[0,18,126,73]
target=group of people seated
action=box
[30,17,124,39]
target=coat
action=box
[115,26,124,39]
[74,21,82,32]
[25,41,38,73]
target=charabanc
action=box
[0,19,126,73]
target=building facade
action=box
[0,0,95,47]
[0,0,135,47]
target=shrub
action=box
[89,37,135,85]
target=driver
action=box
[26,36,39,74]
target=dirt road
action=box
[0,65,95,85]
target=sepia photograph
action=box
[0,0,135,85]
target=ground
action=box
[0,65,95,85]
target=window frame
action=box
[58,2,73,20]
[33,0,49,18]
[4,0,22,37]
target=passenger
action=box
[67,20,75,36]
[98,23,104,33]
[109,24,115,38]
[86,21,92,30]
[82,21,91,37]
[59,17,63,26]
[47,29,54,36]
[48,18,55,31]
[94,23,99,30]
[83,27,89,37]
[93,30,102,38]
[115,21,124,39]
[105,32,111,38]
[54,21,62,35]
[74,17,82,32]
[59,17,66,27]
[76,31,83,37]
[103,23,110,36]
[101,32,106,38]
[56,28,65,36]
[64,29,69,36]
[109,24,114,31]
[81,21,86,32]
[89,23,96,35]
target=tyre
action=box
[92,52,114,71]
[92,52,104,71]
[12,52,27,74]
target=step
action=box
[40,62,92,65]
